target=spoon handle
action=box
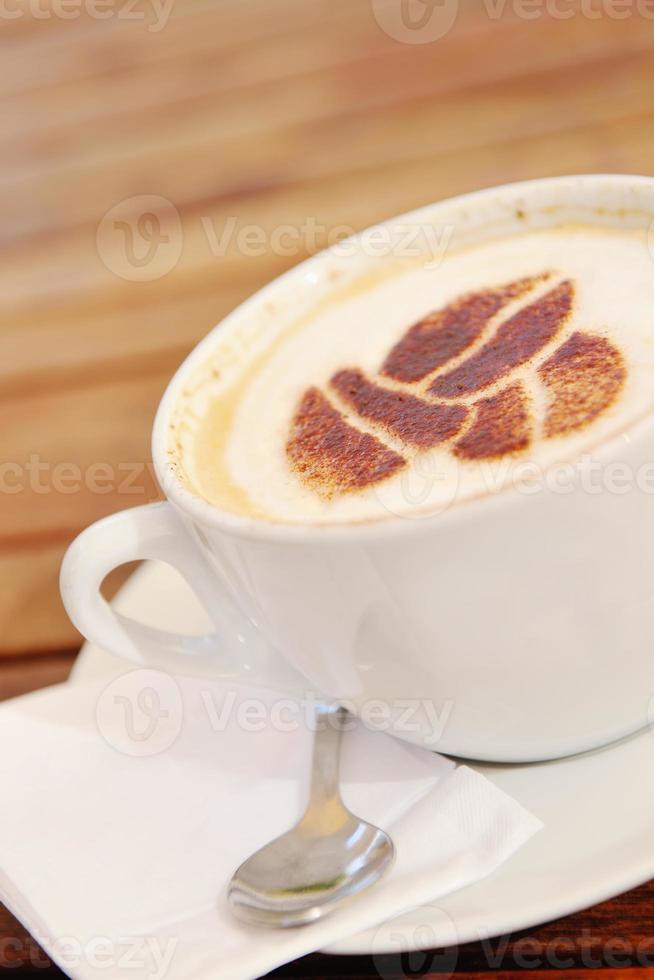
[304,703,348,816]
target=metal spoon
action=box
[227,703,395,928]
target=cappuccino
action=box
[169,224,654,524]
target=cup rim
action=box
[152,172,654,543]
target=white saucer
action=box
[72,562,654,956]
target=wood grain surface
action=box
[3,1,654,976]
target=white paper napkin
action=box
[0,670,542,980]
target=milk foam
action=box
[170,225,654,524]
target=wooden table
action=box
[3,0,654,975]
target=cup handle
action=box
[60,501,303,688]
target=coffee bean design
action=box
[453,382,532,461]
[330,368,468,448]
[287,274,626,496]
[286,388,405,494]
[539,332,626,438]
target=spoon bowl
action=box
[228,705,395,927]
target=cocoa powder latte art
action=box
[169,224,654,524]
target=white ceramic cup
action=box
[61,174,654,762]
